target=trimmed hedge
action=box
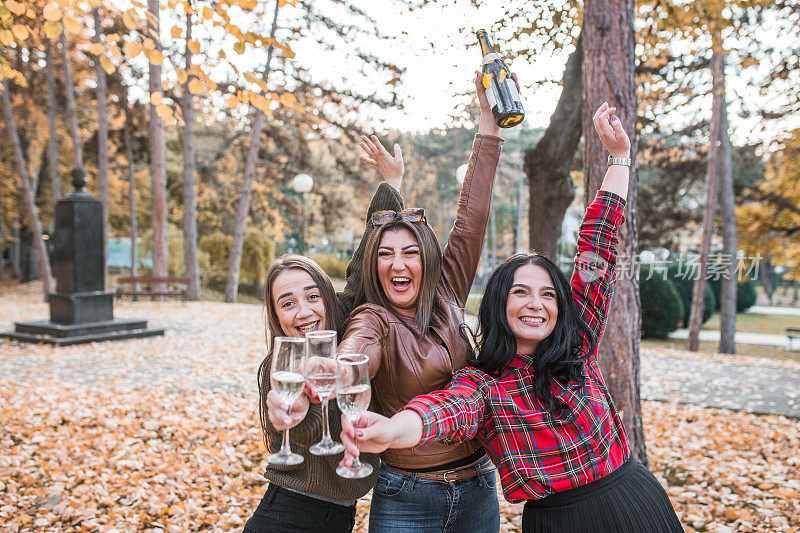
[199,229,274,289]
[737,279,757,312]
[640,267,684,339]
[667,265,716,327]
[708,276,757,313]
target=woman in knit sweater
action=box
[339,103,683,532]
[243,137,405,533]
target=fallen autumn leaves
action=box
[2,381,798,532]
[1,287,798,531]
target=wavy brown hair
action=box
[359,219,445,334]
[258,255,339,445]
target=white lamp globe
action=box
[456,164,469,185]
[292,173,314,194]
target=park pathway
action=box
[2,292,799,419]
[640,350,800,418]
[668,328,790,347]
[748,305,800,315]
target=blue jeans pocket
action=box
[374,469,408,497]
[478,469,497,489]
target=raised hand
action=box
[474,71,518,137]
[359,134,404,190]
[474,70,519,114]
[267,389,310,431]
[593,102,631,158]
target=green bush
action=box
[311,253,349,279]
[199,231,232,284]
[667,265,716,327]
[199,229,274,289]
[240,229,275,288]
[737,279,757,312]
[708,276,757,313]
[640,267,684,339]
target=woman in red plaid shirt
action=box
[340,103,683,532]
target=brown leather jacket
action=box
[341,134,503,469]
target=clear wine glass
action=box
[335,353,373,479]
[267,336,307,466]
[306,330,346,456]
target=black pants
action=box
[522,458,684,533]
[243,484,357,533]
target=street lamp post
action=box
[292,173,313,255]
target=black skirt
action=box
[522,457,684,533]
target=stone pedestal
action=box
[3,185,164,345]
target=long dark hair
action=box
[257,255,339,446]
[471,253,596,415]
[359,218,445,334]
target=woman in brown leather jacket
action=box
[338,73,509,532]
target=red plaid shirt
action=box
[405,191,631,503]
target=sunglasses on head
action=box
[371,208,427,226]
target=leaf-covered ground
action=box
[1,283,798,531]
[3,383,798,532]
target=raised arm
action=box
[337,138,405,322]
[440,73,506,304]
[570,103,631,351]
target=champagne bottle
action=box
[476,29,524,128]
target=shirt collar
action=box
[509,352,533,370]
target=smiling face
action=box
[506,263,559,354]
[376,228,423,317]
[271,268,327,337]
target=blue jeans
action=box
[368,463,500,533]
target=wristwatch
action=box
[607,155,632,167]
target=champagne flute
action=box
[267,336,307,466]
[306,330,346,456]
[335,353,373,479]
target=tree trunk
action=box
[2,81,53,297]
[717,59,737,354]
[515,172,525,253]
[523,35,582,260]
[687,39,724,352]
[12,217,21,279]
[224,0,280,303]
[45,40,61,206]
[762,258,774,305]
[94,8,109,289]
[582,0,647,466]
[60,28,83,170]
[0,196,4,281]
[182,8,201,300]
[147,0,169,285]
[124,99,138,292]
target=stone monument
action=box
[2,168,164,345]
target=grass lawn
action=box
[642,338,800,364]
[702,311,800,335]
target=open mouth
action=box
[519,316,546,326]
[391,277,412,292]
[296,321,320,335]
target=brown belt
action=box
[383,456,496,483]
